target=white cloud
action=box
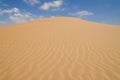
[9,12,35,24]
[40,0,63,10]
[71,10,94,18]
[0,8,41,27]
[23,0,40,5]
[0,8,19,15]
[0,8,35,24]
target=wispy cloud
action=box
[70,10,94,18]
[52,8,66,12]
[23,0,40,5]
[2,4,9,7]
[39,0,63,11]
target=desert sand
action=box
[0,17,120,80]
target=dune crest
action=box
[0,17,120,80]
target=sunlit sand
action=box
[0,17,120,80]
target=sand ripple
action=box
[0,40,120,80]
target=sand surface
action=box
[0,17,120,80]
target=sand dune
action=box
[0,17,120,80]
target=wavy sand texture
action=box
[0,17,120,80]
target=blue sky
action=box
[0,0,120,27]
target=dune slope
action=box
[0,17,120,80]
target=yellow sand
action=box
[0,17,120,80]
